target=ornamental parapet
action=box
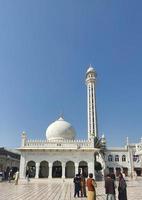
[21,138,95,149]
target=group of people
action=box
[73,173,97,200]
[73,172,127,200]
[7,167,30,185]
[8,169,19,185]
[73,173,87,198]
[105,172,127,200]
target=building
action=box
[18,65,142,179]
[105,142,142,177]
[0,147,20,179]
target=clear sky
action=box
[0,0,142,148]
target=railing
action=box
[22,139,95,149]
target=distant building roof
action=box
[0,147,20,160]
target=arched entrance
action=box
[116,167,121,177]
[109,167,114,174]
[65,161,75,178]
[52,161,62,178]
[79,161,88,177]
[39,161,49,178]
[27,161,36,178]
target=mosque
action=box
[18,65,142,179]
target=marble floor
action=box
[0,178,142,200]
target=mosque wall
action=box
[19,150,95,179]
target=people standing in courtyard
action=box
[110,173,117,199]
[73,174,81,198]
[122,172,126,180]
[15,170,19,185]
[80,174,87,197]
[105,174,116,200]
[133,171,137,180]
[86,173,97,200]
[110,172,116,181]
[26,167,30,182]
[118,173,127,200]
[8,169,13,183]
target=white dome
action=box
[46,117,76,140]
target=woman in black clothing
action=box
[118,173,127,200]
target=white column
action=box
[35,162,40,178]
[87,84,90,139]
[19,154,26,179]
[114,168,116,176]
[75,163,79,175]
[93,83,97,136]
[90,84,93,135]
[128,146,134,178]
[62,163,65,178]
[48,163,52,178]
[21,132,27,147]
[24,161,29,178]
[88,160,94,176]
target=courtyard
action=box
[0,178,142,200]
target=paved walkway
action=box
[0,178,142,200]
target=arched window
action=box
[115,155,119,162]
[108,155,113,162]
[133,155,139,162]
[122,155,126,162]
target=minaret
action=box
[86,64,98,139]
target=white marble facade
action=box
[19,133,97,179]
[18,65,142,179]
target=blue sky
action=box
[0,0,142,148]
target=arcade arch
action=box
[79,161,88,177]
[65,161,75,178]
[39,161,49,178]
[26,161,36,178]
[52,161,62,178]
